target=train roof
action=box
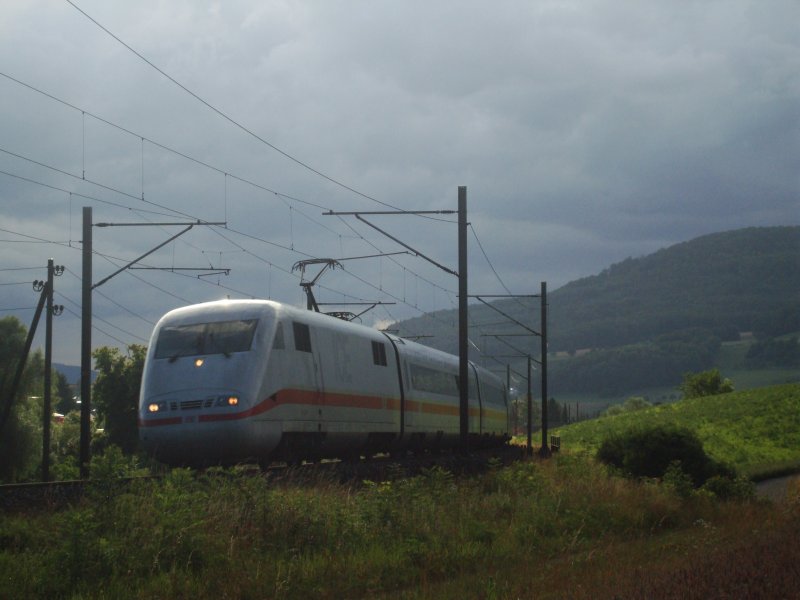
[154,299,388,341]
[152,299,503,385]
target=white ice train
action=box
[138,299,509,465]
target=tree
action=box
[50,410,81,480]
[679,369,734,399]
[92,345,146,454]
[54,370,76,415]
[0,317,45,482]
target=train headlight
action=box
[216,395,239,407]
[148,402,164,413]
[195,358,205,367]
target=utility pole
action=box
[41,259,64,481]
[458,186,469,450]
[527,354,533,455]
[475,283,550,457]
[506,364,511,435]
[79,207,225,478]
[43,260,52,482]
[482,338,536,455]
[539,281,550,458]
[323,197,465,446]
[80,208,92,478]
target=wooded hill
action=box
[395,226,800,396]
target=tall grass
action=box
[2,454,797,599]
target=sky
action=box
[1,0,798,368]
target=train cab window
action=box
[372,341,387,366]
[293,322,312,353]
[155,319,257,359]
[272,323,285,350]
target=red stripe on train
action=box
[141,389,501,427]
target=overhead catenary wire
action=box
[60,305,129,347]
[0,166,182,220]
[470,223,530,312]
[0,71,348,224]
[0,71,460,316]
[1,79,429,284]
[62,266,155,326]
[1,55,521,348]
[0,70,323,213]
[58,291,149,343]
[0,225,73,248]
[1,222,530,365]
[64,0,406,214]
[2,141,346,239]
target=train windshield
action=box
[154,319,258,359]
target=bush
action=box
[679,369,734,399]
[596,424,733,487]
[701,475,755,500]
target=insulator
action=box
[54,266,65,276]
[33,280,44,292]
[53,305,65,316]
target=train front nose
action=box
[139,389,252,465]
[138,311,281,465]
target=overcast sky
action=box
[1,0,798,367]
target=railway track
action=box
[0,444,526,512]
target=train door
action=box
[291,321,324,434]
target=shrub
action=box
[700,475,755,500]
[596,424,733,487]
[679,369,734,399]
[603,396,652,417]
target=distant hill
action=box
[53,363,97,386]
[397,226,800,354]
[546,226,800,352]
[395,227,800,397]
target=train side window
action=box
[293,322,312,353]
[273,323,285,350]
[410,364,459,396]
[372,341,387,366]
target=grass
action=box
[552,383,800,480]
[1,454,799,598]
[2,383,799,598]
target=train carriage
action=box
[139,299,509,465]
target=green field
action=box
[553,383,800,479]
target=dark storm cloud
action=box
[0,0,797,364]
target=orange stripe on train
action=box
[142,388,505,425]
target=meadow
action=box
[1,384,798,598]
[553,383,800,480]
